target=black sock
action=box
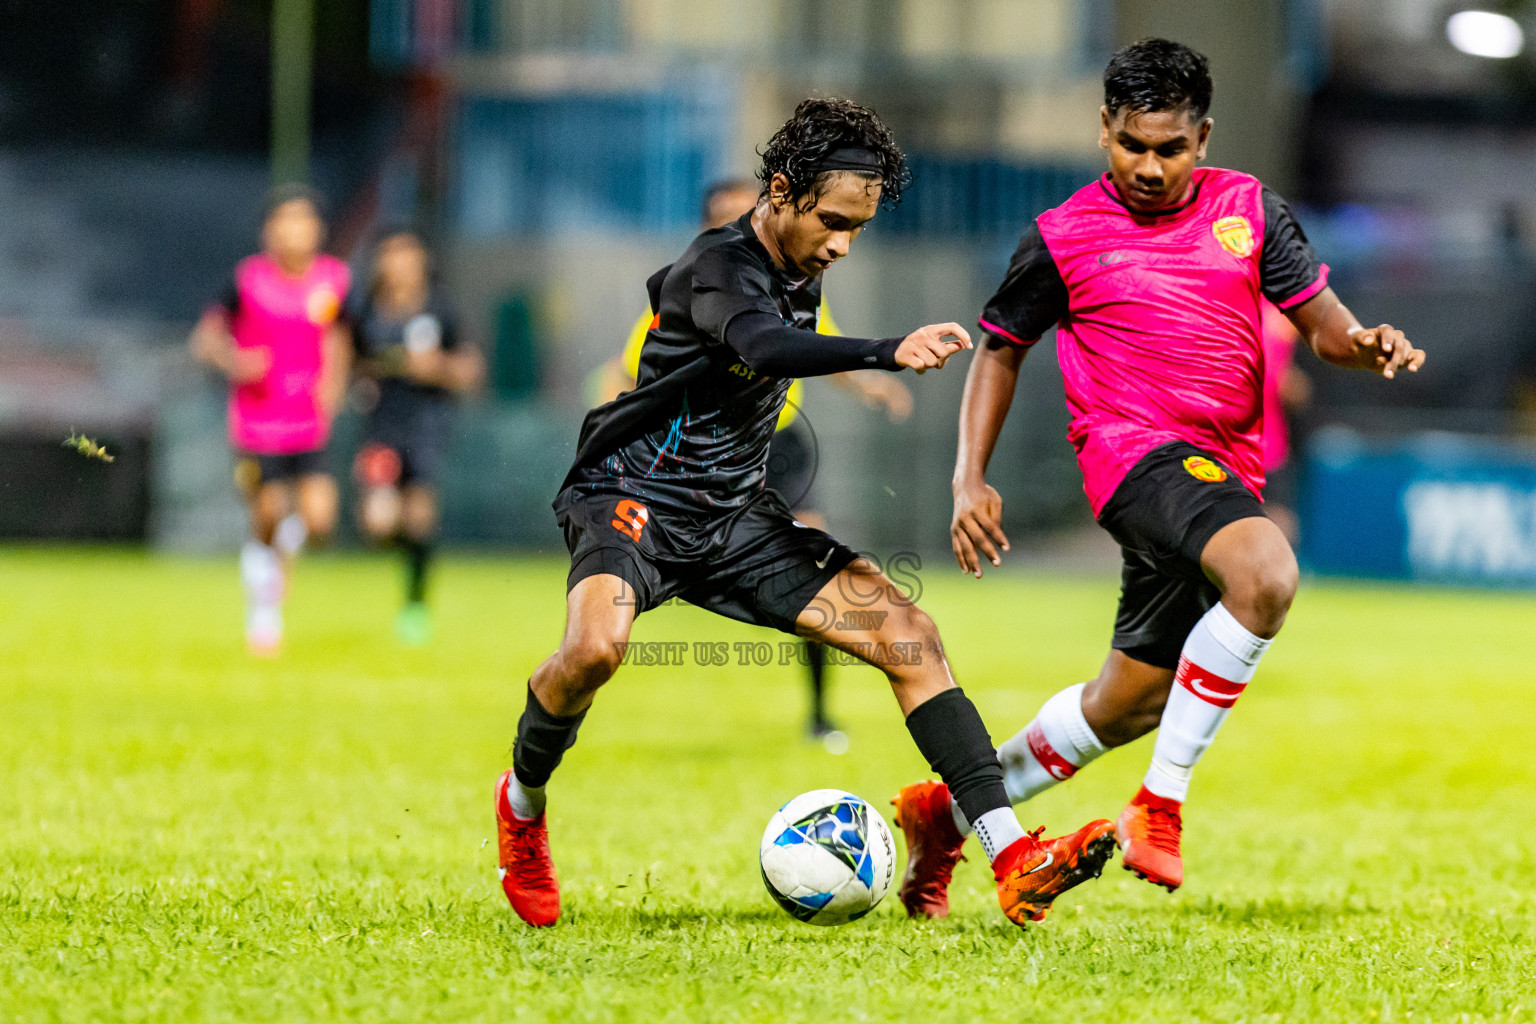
[903,688,1009,823]
[400,536,431,605]
[512,683,587,789]
[806,641,828,726]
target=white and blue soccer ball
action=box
[759,789,895,925]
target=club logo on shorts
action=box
[612,499,649,542]
[1182,456,1229,483]
[306,287,341,325]
[1212,216,1255,258]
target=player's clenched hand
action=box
[1350,324,1424,380]
[896,323,972,374]
[952,477,1009,578]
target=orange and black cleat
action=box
[891,781,967,920]
[494,769,561,927]
[993,819,1117,926]
[1116,786,1183,892]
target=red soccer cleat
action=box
[891,781,967,920]
[993,818,1117,926]
[1116,786,1184,892]
[494,769,561,926]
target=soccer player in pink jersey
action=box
[894,39,1425,910]
[190,186,352,655]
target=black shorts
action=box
[236,448,329,491]
[1096,441,1267,670]
[765,420,817,512]
[356,404,453,488]
[554,485,857,635]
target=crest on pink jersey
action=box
[306,286,341,325]
[1212,216,1255,258]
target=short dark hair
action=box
[757,97,908,211]
[262,182,325,222]
[699,178,758,224]
[371,222,432,251]
[1103,39,1213,121]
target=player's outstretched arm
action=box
[189,309,268,384]
[952,337,1028,577]
[725,313,969,378]
[1285,287,1426,380]
[318,323,353,419]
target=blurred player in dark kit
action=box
[190,186,352,656]
[496,98,1116,930]
[900,39,1425,911]
[349,229,484,644]
[597,178,913,750]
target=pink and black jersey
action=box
[215,253,351,455]
[979,167,1327,514]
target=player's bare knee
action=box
[878,605,944,679]
[401,491,437,539]
[304,515,336,548]
[1229,551,1297,636]
[560,634,624,692]
[359,498,399,543]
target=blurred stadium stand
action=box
[3,0,1536,586]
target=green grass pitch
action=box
[2,548,1533,1022]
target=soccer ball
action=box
[759,789,895,925]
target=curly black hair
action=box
[757,97,909,212]
[1103,39,1213,120]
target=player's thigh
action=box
[1199,514,1298,610]
[794,558,938,662]
[296,473,339,534]
[250,478,293,529]
[556,573,639,679]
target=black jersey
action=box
[561,212,900,516]
[350,293,462,417]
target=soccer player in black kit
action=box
[349,229,483,643]
[494,99,1116,929]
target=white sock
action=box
[274,513,308,558]
[969,806,1029,864]
[240,540,283,604]
[998,682,1108,804]
[1145,602,1271,802]
[506,776,546,820]
[246,603,282,642]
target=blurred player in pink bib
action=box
[190,185,352,655]
[896,39,1426,909]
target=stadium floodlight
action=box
[1446,10,1525,58]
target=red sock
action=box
[1132,784,1182,812]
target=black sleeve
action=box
[725,311,903,377]
[213,275,240,316]
[437,312,460,352]
[978,221,1067,346]
[343,292,370,354]
[1259,187,1328,308]
[690,246,782,344]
